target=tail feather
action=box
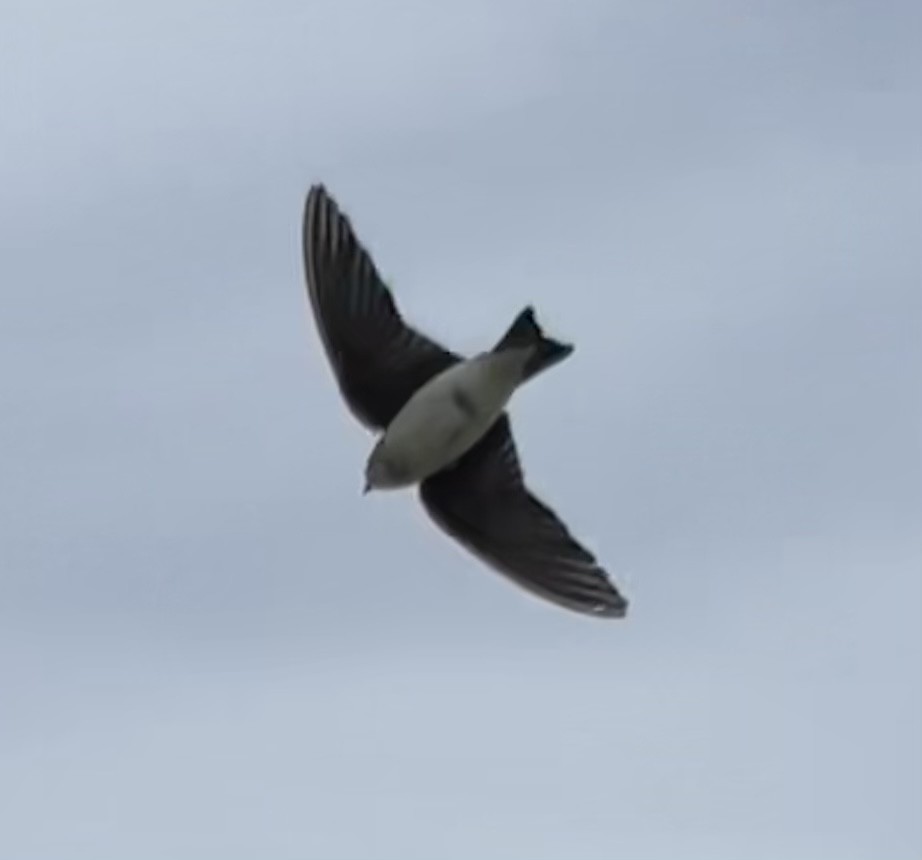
[494,306,574,382]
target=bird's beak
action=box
[362,480,371,496]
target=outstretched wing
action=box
[419,416,628,618]
[302,185,459,429]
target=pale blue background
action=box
[2,1,920,858]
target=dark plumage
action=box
[302,184,628,618]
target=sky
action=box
[1,0,920,858]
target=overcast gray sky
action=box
[2,1,920,858]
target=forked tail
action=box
[493,306,574,383]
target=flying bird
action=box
[301,184,628,618]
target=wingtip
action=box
[533,585,628,620]
[599,599,629,619]
[305,183,331,215]
[576,587,628,619]
[304,184,323,227]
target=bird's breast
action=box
[378,351,528,483]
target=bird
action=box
[301,184,628,619]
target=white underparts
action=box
[370,348,531,487]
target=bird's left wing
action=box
[303,184,460,429]
[419,415,628,618]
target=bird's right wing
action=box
[302,185,460,430]
[419,415,628,618]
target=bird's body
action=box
[302,183,629,618]
[367,347,531,490]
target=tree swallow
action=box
[302,184,628,619]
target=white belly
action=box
[380,349,529,483]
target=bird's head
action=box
[363,440,409,494]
